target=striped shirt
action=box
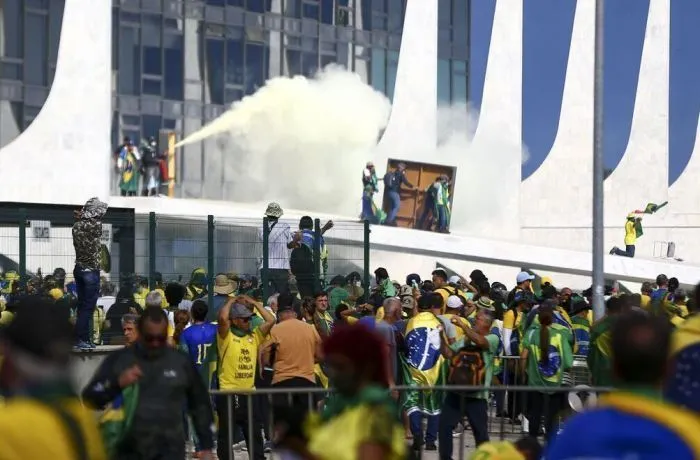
[258,221,292,269]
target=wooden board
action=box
[382,159,456,229]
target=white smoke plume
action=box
[178,65,530,236]
[176,65,391,216]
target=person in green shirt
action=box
[374,267,396,298]
[520,303,573,441]
[588,296,628,387]
[327,275,350,317]
[438,309,500,455]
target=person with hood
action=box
[72,197,108,350]
[609,212,643,258]
[374,267,396,298]
[547,311,700,459]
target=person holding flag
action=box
[609,201,667,258]
[400,292,445,452]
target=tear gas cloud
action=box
[177,65,391,216]
[177,66,529,232]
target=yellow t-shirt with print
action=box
[502,310,522,330]
[442,313,470,341]
[217,328,266,390]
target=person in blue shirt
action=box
[382,162,414,226]
[547,311,700,459]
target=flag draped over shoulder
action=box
[665,315,700,413]
[400,312,445,416]
[587,316,613,386]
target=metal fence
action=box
[209,379,606,460]
[1,207,371,304]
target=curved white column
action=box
[374,0,438,164]
[521,0,594,229]
[0,0,111,205]
[457,0,522,239]
[604,0,669,222]
[669,116,700,212]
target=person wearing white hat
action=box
[258,202,293,296]
[438,295,470,343]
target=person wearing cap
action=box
[438,307,499,452]
[0,297,107,459]
[609,211,642,258]
[215,296,275,460]
[72,197,109,350]
[383,162,414,226]
[83,306,215,460]
[438,294,469,343]
[506,271,535,307]
[570,298,592,355]
[432,269,465,313]
[263,293,321,406]
[258,202,293,296]
[209,273,237,322]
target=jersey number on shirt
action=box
[197,343,212,365]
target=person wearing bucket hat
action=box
[259,202,293,296]
[569,298,593,355]
[207,274,238,322]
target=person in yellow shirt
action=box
[216,297,275,460]
[0,297,106,460]
[609,212,642,258]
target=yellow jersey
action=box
[0,398,106,460]
[624,220,636,246]
[217,328,266,390]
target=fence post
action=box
[148,212,156,290]
[18,208,27,281]
[363,219,370,295]
[261,217,270,302]
[207,215,215,309]
[313,218,321,293]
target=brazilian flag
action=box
[665,315,700,413]
[587,316,613,386]
[642,201,668,214]
[100,384,139,457]
[400,312,445,416]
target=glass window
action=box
[48,0,65,63]
[24,13,48,86]
[225,87,243,103]
[207,0,226,6]
[143,78,163,96]
[141,14,162,47]
[320,0,334,24]
[386,50,398,101]
[320,53,336,69]
[245,43,266,94]
[371,0,386,13]
[142,115,162,138]
[438,0,451,28]
[371,12,387,30]
[143,46,162,75]
[164,33,184,100]
[360,0,372,31]
[2,0,22,58]
[0,102,22,149]
[370,48,386,94]
[387,0,404,33]
[226,38,245,86]
[451,60,467,102]
[285,0,301,18]
[302,0,319,20]
[247,0,270,13]
[1,62,22,80]
[119,26,141,95]
[437,59,450,104]
[301,51,318,76]
[286,49,301,76]
[452,0,468,47]
[206,39,225,105]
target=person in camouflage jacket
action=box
[72,197,108,350]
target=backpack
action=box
[141,146,156,166]
[448,345,486,386]
[290,244,314,276]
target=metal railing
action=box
[208,379,607,460]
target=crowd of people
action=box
[2,197,700,459]
[113,136,169,197]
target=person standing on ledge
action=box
[383,162,414,226]
[72,197,108,350]
[610,212,643,258]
